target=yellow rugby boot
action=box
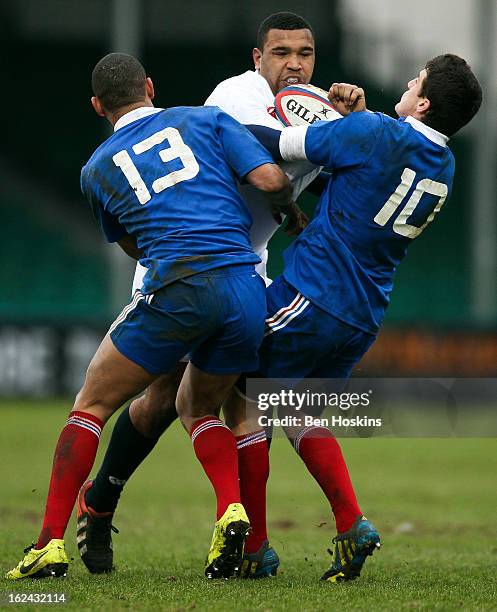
[6,540,68,580]
[205,503,250,579]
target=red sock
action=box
[191,417,240,520]
[236,430,269,553]
[295,426,361,533]
[37,411,103,549]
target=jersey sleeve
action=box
[80,164,128,243]
[246,125,283,160]
[280,112,383,169]
[215,109,276,180]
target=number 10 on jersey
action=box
[374,167,448,239]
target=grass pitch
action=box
[0,401,496,611]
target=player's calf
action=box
[129,363,185,437]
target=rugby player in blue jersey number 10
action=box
[240,53,482,581]
[6,52,306,581]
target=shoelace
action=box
[327,534,340,557]
[86,503,120,536]
[327,535,350,559]
[91,518,119,538]
[23,543,35,554]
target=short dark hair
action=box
[91,53,147,113]
[256,12,313,50]
[420,54,482,137]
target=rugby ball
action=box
[274,84,340,127]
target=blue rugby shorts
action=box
[258,276,376,381]
[109,264,266,375]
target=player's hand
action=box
[283,202,309,237]
[328,83,366,115]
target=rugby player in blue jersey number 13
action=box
[78,12,319,581]
[6,52,306,581]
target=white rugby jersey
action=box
[132,70,320,292]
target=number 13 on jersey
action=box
[374,167,448,239]
[113,127,200,205]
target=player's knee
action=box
[175,396,201,435]
[176,384,214,418]
[72,393,115,425]
[175,393,204,421]
[176,392,220,436]
[223,391,258,434]
[73,375,119,423]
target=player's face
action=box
[253,28,315,95]
[395,69,428,117]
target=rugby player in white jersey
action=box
[76,12,332,578]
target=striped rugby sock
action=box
[191,416,240,520]
[236,430,269,554]
[294,426,362,534]
[36,411,103,549]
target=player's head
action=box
[395,54,482,137]
[90,52,155,122]
[253,12,315,95]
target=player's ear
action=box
[91,96,106,117]
[253,47,262,70]
[145,77,155,101]
[417,96,431,118]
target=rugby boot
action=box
[321,515,380,583]
[6,540,68,580]
[239,540,280,578]
[76,480,118,573]
[205,503,250,579]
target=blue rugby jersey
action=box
[281,112,455,334]
[81,106,274,294]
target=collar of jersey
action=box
[404,115,448,147]
[114,106,163,132]
[254,70,274,98]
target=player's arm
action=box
[216,109,307,236]
[244,163,307,235]
[245,124,333,197]
[208,81,321,190]
[98,210,143,260]
[97,210,143,260]
[247,78,377,169]
[249,111,381,170]
[245,125,283,159]
[280,112,381,170]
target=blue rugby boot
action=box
[321,516,380,582]
[239,540,280,578]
